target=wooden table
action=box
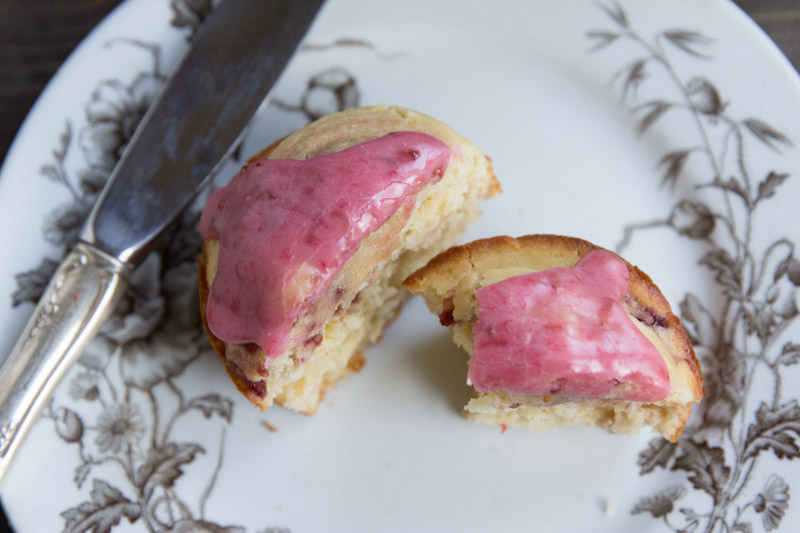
[0,0,798,529]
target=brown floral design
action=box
[590,2,798,531]
[5,1,372,531]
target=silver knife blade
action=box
[83,0,325,267]
[0,0,324,484]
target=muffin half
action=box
[404,235,703,441]
[199,105,500,413]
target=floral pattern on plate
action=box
[7,2,364,531]
[2,1,800,532]
[590,3,798,532]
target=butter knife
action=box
[0,0,324,483]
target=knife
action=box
[0,0,324,483]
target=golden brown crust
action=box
[247,136,285,162]
[198,245,261,405]
[483,156,502,197]
[404,234,595,292]
[403,234,704,441]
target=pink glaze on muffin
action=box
[471,250,671,401]
[200,131,450,359]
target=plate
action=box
[2,1,800,531]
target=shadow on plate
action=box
[400,331,473,416]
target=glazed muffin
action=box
[199,105,500,414]
[404,235,703,441]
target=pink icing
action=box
[470,250,671,401]
[199,131,450,360]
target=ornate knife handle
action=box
[0,242,129,483]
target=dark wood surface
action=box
[0,0,124,161]
[0,0,798,529]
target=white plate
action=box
[2,0,800,531]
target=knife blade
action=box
[0,0,324,483]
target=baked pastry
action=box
[199,105,500,414]
[404,235,703,441]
